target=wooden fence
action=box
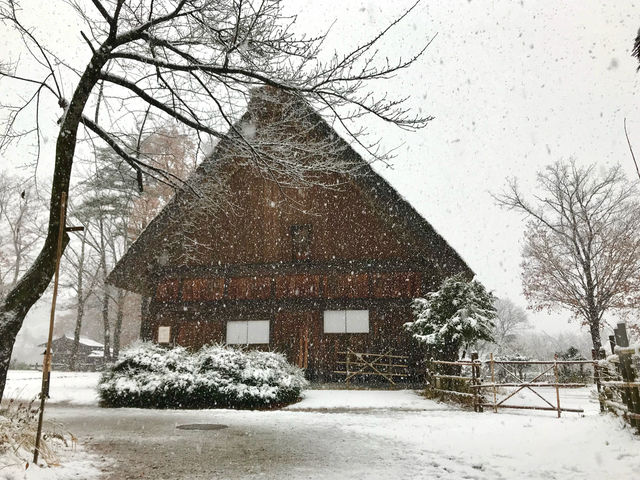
[426,354,594,416]
[600,322,640,432]
[334,349,409,385]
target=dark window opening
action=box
[291,224,312,261]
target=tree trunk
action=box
[69,297,85,371]
[0,45,110,402]
[588,310,602,355]
[112,288,126,359]
[98,218,111,361]
[69,234,87,370]
[0,234,69,401]
[102,289,111,361]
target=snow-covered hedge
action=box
[97,343,308,409]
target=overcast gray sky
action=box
[2,0,640,346]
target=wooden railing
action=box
[334,349,409,385]
[600,323,640,432]
[427,354,594,416]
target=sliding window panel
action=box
[247,320,270,344]
[346,310,369,333]
[226,321,248,344]
[323,310,346,333]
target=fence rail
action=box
[426,354,593,416]
[600,323,640,432]
[334,349,410,385]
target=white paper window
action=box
[323,310,347,333]
[226,321,247,345]
[323,310,369,334]
[247,320,270,344]
[226,320,270,345]
[157,326,171,344]
[346,310,369,333]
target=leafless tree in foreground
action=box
[496,160,640,354]
[0,0,432,400]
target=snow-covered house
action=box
[39,334,106,371]
[108,88,472,380]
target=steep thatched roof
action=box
[107,88,472,294]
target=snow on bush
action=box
[405,274,496,360]
[98,343,308,409]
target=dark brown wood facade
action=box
[109,89,473,381]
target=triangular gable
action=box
[108,88,472,294]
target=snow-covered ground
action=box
[3,370,100,406]
[2,371,639,479]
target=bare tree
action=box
[496,160,640,353]
[60,214,100,370]
[0,173,43,301]
[491,298,530,352]
[0,0,432,400]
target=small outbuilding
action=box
[108,88,473,381]
[39,334,106,371]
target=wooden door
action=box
[273,311,319,371]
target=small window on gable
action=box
[226,320,270,345]
[323,310,369,334]
[291,224,312,261]
[157,326,171,344]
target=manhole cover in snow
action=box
[176,424,228,431]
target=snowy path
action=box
[45,400,638,480]
[3,371,640,479]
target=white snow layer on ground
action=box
[285,388,452,411]
[2,371,639,479]
[3,371,100,406]
[0,449,103,480]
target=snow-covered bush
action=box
[98,343,308,409]
[405,274,496,362]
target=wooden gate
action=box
[427,355,595,417]
[334,349,409,385]
[477,355,589,416]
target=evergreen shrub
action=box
[98,343,307,409]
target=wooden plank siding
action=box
[145,300,426,381]
[148,268,430,380]
[155,271,422,303]
[156,168,416,269]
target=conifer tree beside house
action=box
[405,275,497,362]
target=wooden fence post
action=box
[346,350,351,386]
[614,323,640,428]
[592,349,604,413]
[490,353,497,413]
[471,352,478,412]
[553,354,561,418]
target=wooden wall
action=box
[155,271,421,303]
[145,298,425,380]
[161,168,418,267]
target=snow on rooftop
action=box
[61,333,104,347]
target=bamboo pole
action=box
[553,354,561,418]
[480,404,584,413]
[34,192,67,464]
[470,382,587,388]
[490,353,497,413]
[491,360,596,365]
